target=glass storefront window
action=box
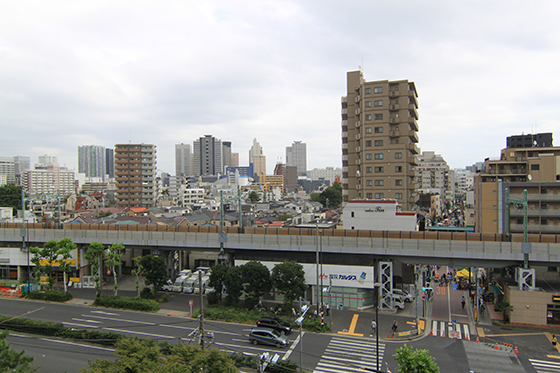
[547,304,560,325]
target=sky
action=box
[2,1,560,175]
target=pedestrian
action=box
[391,319,398,337]
[340,302,343,311]
[461,296,465,309]
[553,335,557,349]
[371,320,377,335]
[326,303,330,316]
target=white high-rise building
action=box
[175,143,192,177]
[416,151,451,196]
[78,145,106,178]
[0,157,15,185]
[309,167,342,185]
[286,141,307,177]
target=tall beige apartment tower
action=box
[342,71,420,210]
[115,144,157,207]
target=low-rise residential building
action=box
[342,199,417,231]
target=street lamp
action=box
[374,282,381,372]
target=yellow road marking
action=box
[338,314,363,337]
[477,327,485,338]
[418,320,425,331]
[547,355,560,359]
[406,321,416,325]
[544,332,560,354]
[485,332,545,337]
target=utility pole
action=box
[198,270,204,350]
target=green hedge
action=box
[25,290,73,302]
[0,316,122,346]
[93,295,159,312]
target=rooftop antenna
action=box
[129,130,132,143]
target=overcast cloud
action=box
[1,1,559,174]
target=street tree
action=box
[30,240,62,291]
[0,330,37,373]
[495,301,514,323]
[224,265,244,306]
[106,243,124,296]
[271,261,307,310]
[138,255,168,296]
[57,238,75,293]
[85,242,105,299]
[0,185,24,214]
[317,181,342,209]
[131,257,145,298]
[248,191,260,204]
[241,261,271,307]
[208,263,228,303]
[393,344,439,373]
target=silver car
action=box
[249,327,290,348]
[393,289,414,302]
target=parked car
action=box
[393,289,414,302]
[160,280,174,292]
[390,295,406,310]
[248,327,289,348]
[256,317,292,334]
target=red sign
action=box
[189,300,194,306]
[107,270,110,275]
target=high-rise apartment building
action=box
[0,157,15,185]
[416,151,451,196]
[105,148,114,179]
[21,167,75,196]
[37,155,58,168]
[286,141,307,176]
[114,144,157,207]
[78,145,106,178]
[175,143,192,177]
[14,156,30,179]
[309,167,343,185]
[193,135,223,177]
[249,138,266,178]
[342,71,420,210]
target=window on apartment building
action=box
[366,167,372,173]
[366,127,372,134]
[541,189,548,194]
[375,180,384,186]
[493,190,497,194]
[374,100,383,107]
[366,193,372,199]
[542,218,548,225]
[493,220,497,225]
[366,114,372,120]
[395,166,403,172]
[374,126,383,133]
[366,180,373,186]
[374,114,383,120]
[366,154,372,160]
[375,153,384,160]
[395,193,403,199]
[365,101,372,108]
[531,164,540,170]
[351,211,354,217]
[395,152,402,159]
[541,204,548,210]
[493,205,497,209]
[366,140,372,147]
[548,267,558,272]
[375,166,384,173]
[395,179,403,186]
[365,88,372,94]
[375,193,384,198]
[374,87,383,93]
[374,140,383,146]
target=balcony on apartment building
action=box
[510,223,560,234]
[408,117,419,131]
[406,143,420,155]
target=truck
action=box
[182,271,201,294]
[172,274,192,293]
[193,275,210,294]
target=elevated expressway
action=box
[1,226,559,268]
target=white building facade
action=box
[343,199,417,231]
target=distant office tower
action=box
[37,155,58,167]
[274,163,298,192]
[249,138,266,178]
[342,71,419,210]
[222,141,232,171]
[193,135,222,176]
[175,143,192,177]
[231,153,239,167]
[0,157,15,185]
[114,144,157,207]
[105,148,114,179]
[286,141,307,176]
[78,145,106,178]
[14,156,30,176]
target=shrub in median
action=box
[25,290,73,302]
[93,295,159,312]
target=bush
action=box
[93,296,159,312]
[55,328,122,346]
[25,290,73,302]
[140,288,168,303]
[268,359,300,373]
[230,352,258,369]
[140,287,153,299]
[302,317,330,333]
[207,291,219,305]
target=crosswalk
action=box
[529,358,560,372]
[431,320,472,340]
[313,336,385,373]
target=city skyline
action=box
[2,2,560,175]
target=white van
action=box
[172,276,190,292]
[183,272,200,294]
[193,275,210,294]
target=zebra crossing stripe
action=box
[463,324,470,340]
[432,320,437,335]
[440,321,446,337]
[529,358,560,372]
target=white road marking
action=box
[82,314,156,325]
[90,311,119,315]
[39,338,115,352]
[283,331,302,360]
[102,328,175,339]
[63,322,99,329]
